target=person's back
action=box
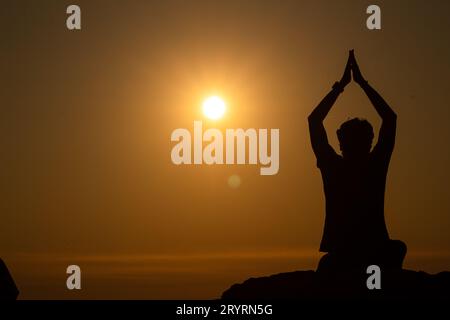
[308,50,406,270]
[318,129,390,253]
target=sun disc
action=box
[202,96,226,120]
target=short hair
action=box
[337,118,374,154]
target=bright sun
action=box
[202,96,226,120]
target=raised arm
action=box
[308,51,352,159]
[350,51,397,157]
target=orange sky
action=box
[3,0,450,299]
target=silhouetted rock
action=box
[0,258,19,300]
[221,269,450,300]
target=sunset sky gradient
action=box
[3,0,450,299]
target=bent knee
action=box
[390,240,407,255]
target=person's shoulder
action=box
[317,152,342,169]
[369,150,389,169]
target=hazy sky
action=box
[3,0,450,299]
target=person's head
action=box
[337,118,374,158]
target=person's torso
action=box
[319,154,389,252]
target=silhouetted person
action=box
[308,50,406,272]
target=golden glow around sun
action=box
[202,96,226,120]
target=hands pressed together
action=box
[338,50,367,90]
